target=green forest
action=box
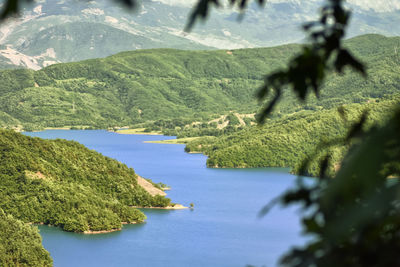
[0,210,52,266]
[0,34,399,131]
[0,129,171,231]
[0,127,175,265]
[184,95,400,175]
[0,33,399,266]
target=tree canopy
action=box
[1,0,400,266]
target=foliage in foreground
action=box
[0,210,52,267]
[0,129,171,233]
[263,102,400,267]
[236,0,400,265]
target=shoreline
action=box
[83,228,122,234]
[144,136,201,145]
[29,221,143,235]
[83,222,139,234]
[21,126,168,137]
[24,129,294,171]
[116,128,162,135]
[143,140,181,144]
[21,126,163,135]
[132,204,188,210]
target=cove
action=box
[24,130,305,267]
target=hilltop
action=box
[1,0,399,69]
[0,34,399,131]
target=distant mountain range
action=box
[0,0,399,69]
[0,34,398,131]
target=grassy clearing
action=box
[116,128,162,135]
[144,137,201,144]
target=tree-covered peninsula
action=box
[0,129,171,233]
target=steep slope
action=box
[0,129,171,233]
[0,34,399,130]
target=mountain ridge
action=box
[0,34,398,131]
[0,0,399,69]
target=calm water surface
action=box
[25,130,305,267]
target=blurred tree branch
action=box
[186,0,365,122]
[2,0,399,266]
[188,1,400,266]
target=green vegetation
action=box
[1,0,398,265]
[144,137,201,144]
[0,129,171,233]
[148,113,251,138]
[0,210,52,266]
[0,33,398,266]
[0,45,281,130]
[116,128,162,135]
[226,113,241,126]
[184,96,400,175]
[144,178,170,191]
[0,34,398,131]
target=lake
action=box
[24,130,305,267]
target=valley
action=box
[0,0,399,263]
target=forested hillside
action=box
[268,34,400,117]
[0,129,171,233]
[0,43,298,130]
[184,95,400,175]
[0,34,399,131]
[0,129,173,265]
[0,210,52,266]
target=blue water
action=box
[24,130,305,267]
